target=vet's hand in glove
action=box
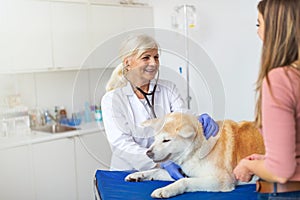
[160,161,184,180]
[198,113,219,140]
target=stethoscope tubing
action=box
[122,64,159,118]
[135,84,157,118]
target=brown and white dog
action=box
[125,112,265,198]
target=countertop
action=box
[0,122,105,150]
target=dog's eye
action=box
[162,139,170,143]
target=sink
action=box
[31,124,78,134]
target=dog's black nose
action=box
[146,150,154,158]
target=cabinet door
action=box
[0,146,35,200]
[89,5,154,69]
[121,6,153,30]
[90,5,124,47]
[75,131,111,200]
[5,0,52,72]
[32,138,77,200]
[89,5,124,69]
[51,2,89,69]
[90,5,153,46]
[0,1,11,72]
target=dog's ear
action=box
[141,118,165,131]
[177,126,196,138]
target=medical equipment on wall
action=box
[172,5,196,30]
[172,5,196,109]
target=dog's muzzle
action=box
[146,149,154,159]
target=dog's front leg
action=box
[151,177,232,198]
[151,177,189,198]
[125,168,173,182]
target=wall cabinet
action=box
[0,0,153,73]
[90,5,124,48]
[51,2,89,69]
[0,0,52,72]
[89,5,154,68]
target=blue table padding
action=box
[95,170,257,200]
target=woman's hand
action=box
[246,153,265,161]
[233,158,254,182]
[233,154,265,182]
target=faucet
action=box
[44,110,59,124]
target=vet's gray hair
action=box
[105,34,160,92]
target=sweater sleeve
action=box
[262,68,297,178]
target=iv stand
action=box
[174,5,195,109]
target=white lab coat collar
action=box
[122,80,161,96]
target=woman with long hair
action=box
[233,0,300,199]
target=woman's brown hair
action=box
[255,0,300,127]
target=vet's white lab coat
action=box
[101,79,186,171]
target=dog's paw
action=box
[124,172,145,182]
[151,187,175,199]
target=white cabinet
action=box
[51,2,89,69]
[89,5,154,68]
[0,0,52,72]
[90,5,153,46]
[32,138,77,200]
[121,6,153,30]
[0,1,12,71]
[75,131,111,200]
[0,1,153,72]
[0,146,35,200]
[90,5,124,47]
[0,130,111,200]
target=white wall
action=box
[150,0,262,121]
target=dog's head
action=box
[144,112,204,163]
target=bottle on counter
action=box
[90,105,96,122]
[59,106,68,125]
[95,105,102,122]
[29,108,44,128]
[44,110,52,125]
[84,102,91,123]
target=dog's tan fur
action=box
[125,112,265,198]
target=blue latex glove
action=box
[198,113,219,140]
[160,161,184,180]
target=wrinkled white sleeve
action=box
[167,82,190,113]
[101,91,156,171]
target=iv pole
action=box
[174,5,196,109]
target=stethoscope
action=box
[123,64,159,119]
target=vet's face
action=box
[124,49,159,87]
[146,114,196,163]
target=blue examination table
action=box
[94,170,257,200]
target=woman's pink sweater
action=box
[262,66,300,180]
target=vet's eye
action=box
[141,55,150,61]
[162,139,170,143]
